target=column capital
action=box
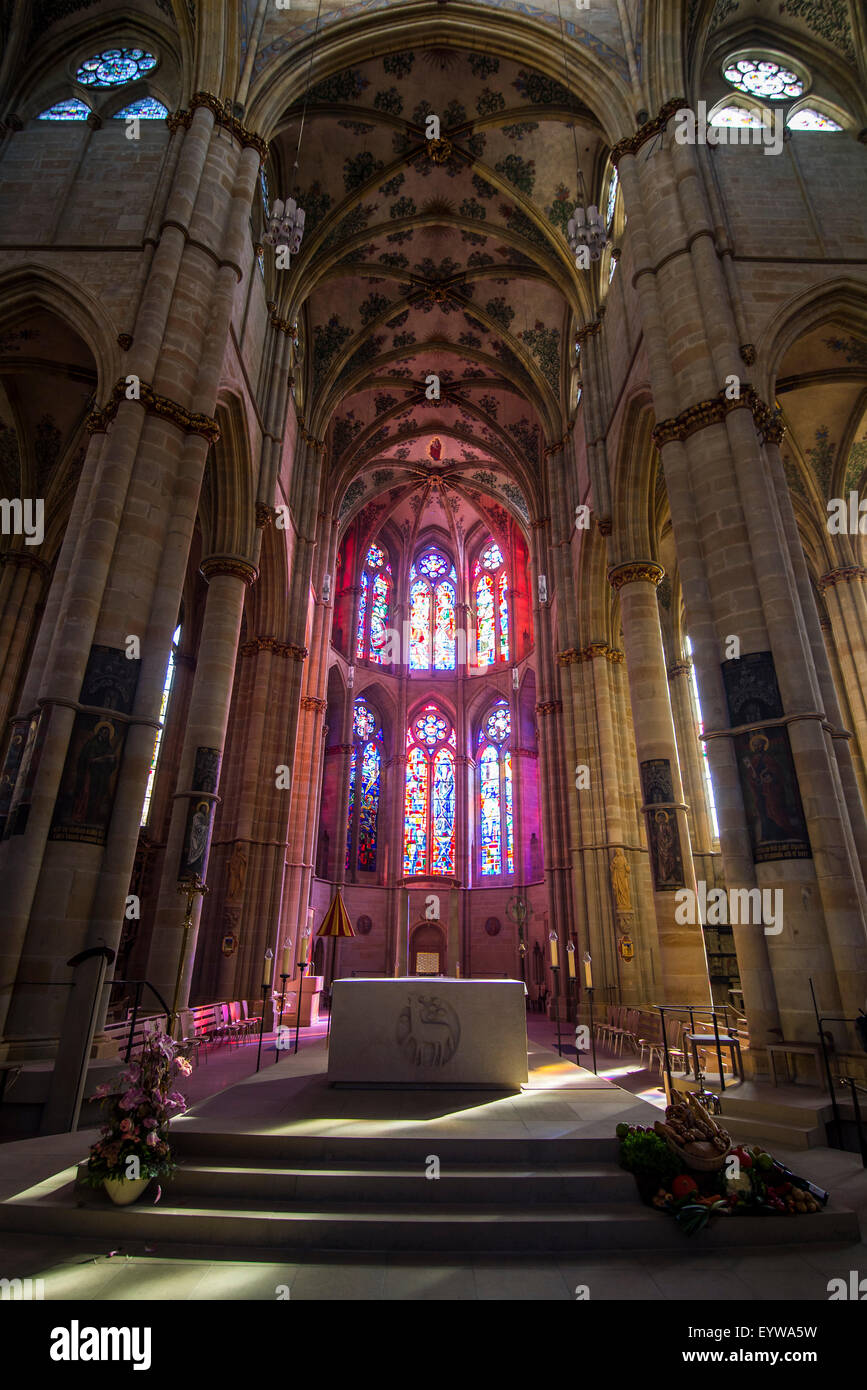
[86,377,221,444]
[667,659,693,678]
[817,565,867,593]
[535,700,562,716]
[650,384,783,448]
[169,93,269,163]
[611,97,690,166]
[608,561,665,591]
[200,554,259,585]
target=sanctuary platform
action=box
[327,977,528,1088]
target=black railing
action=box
[654,1002,742,1095]
[837,1077,867,1168]
[810,978,866,1156]
[108,979,173,1062]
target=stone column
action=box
[0,553,49,735]
[609,562,710,1002]
[668,658,716,855]
[145,554,257,1010]
[818,567,867,799]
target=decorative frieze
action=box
[168,92,269,163]
[610,98,689,166]
[200,555,258,586]
[535,700,562,715]
[557,644,625,665]
[300,696,327,712]
[608,561,665,591]
[239,636,308,659]
[651,385,783,449]
[255,504,277,528]
[86,378,220,444]
[817,566,867,592]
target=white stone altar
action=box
[327,977,528,1089]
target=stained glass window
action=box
[723,58,803,100]
[685,637,719,840]
[409,550,456,671]
[346,698,382,872]
[260,167,270,217]
[787,108,843,131]
[140,623,181,826]
[478,700,513,876]
[605,167,619,231]
[710,105,763,127]
[39,99,90,120]
[404,705,455,875]
[113,98,168,119]
[356,543,392,663]
[77,49,158,88]
[474,539,510,666]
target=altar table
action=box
[327,977,528,1088]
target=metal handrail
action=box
[651,1002,741,1094]
[837,1077,867,1168]
[109,978,173,1062]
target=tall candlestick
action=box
[300,932,310,965]
[566,942,576,978]
[548,932,559,970]
[583,952,593,988]
[281,943,292,978]
[263,950,273,986]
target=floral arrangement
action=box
[84,1030,192,1187]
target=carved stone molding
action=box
[287,643,308,661]
[667,660,693,678]
[240,635,305,659]
[200,555,259,586]
[575,309,605,345]
[608,561,665,591]
[535,700,563,715]
[740,344,757,366]
[651,385,783,448]
[300,696,327,712]
[611,97,689,166]
[558,643,625,665]
[86,378,220,443]
[817,566,867,593]
[117,333,133,350]
[256,503,277,528]
[426,137,453,164]
[169,93,269,163]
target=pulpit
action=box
[289,974,323,1027]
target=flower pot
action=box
[103,1176,150,1206]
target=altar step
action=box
[0,1136,859,1254]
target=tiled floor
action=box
[0,1018,864,1300]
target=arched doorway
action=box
[408,920,446,976]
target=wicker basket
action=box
[660,1132,729,1172]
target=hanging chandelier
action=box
[566,200,608,264]
[263,197,306,258]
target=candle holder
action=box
[293,958,310,1054]
[551,964,563,1057]
[255,950,274,1073]
[274,973,290,1062]
[171,875,208,1039]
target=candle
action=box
[300,932,310,965]
[566,943,576,978]
[455,962,461,978]
[263,950,273,986]
[583,952,593,988]
[281,943,292,978]
[548,932,559,969]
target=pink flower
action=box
[145,1131,159,1147]
[144,1116,158,1129]
[119,1118,132,1133]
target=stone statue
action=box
[610,848,632,912]
[227,842,248,901]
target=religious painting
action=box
[8,707,50,837]
[79,643,141,714]
[49,713,125,845]
[177,745,221,881]
[733,725,812,862]
[721,650,783,726]
[646,807,685,891]
[0,719,28,835]
[640,758,674,805]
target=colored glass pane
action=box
[605,167,619,230]
[498,571,509,662]
[480,542,504,570]
[113,98,167,119]
[476,573,495,667]
[418,550,448,580]
[366,543,386,568]
[353,700,376,741]
[480,744,501,876]
[368,572,390,663]
[434,581,456,670]
[431,749,456,874]
[39,99,90,120]
[260,167,270,217]
[345,744,357,870]
[710,105,763,126]
[410,578,431,669]
[140,624,180,825]
[486,703,510,744]
[787,108,842,130]
[723,58,803,100]
[504,749,514,873]
[357,741,380,871]
[77,48,157,87]
[355,570,368,659]
[415,709,448,747]
[404,745,428,874]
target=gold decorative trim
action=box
[817,566,867,592]
[287,643,308,661]
[200,555,258,585]
[169,93,269,163]
[256,503,277,528]
[611,98,689,166]
[426,137,453,164]
[558,644,625,665]
[240,636,305,659]
[300,696,327,712]
[651,384,783,448]
[608,561,664,591]
[86,378,220,443]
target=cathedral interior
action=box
[0,0,865,1316]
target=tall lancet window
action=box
[345,697,382,872]
[404,705,456,876]
[478,700,514,876]
[140,623,181,826]
[409,549,457,671]
[474,540,510,666]
[355,543,392,665]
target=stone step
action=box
[1,1181,858,1253]
[169,1128,621,1165]
[720,1115,824,1150]
[720,1095,832,1127]
[155,1160,637,1205]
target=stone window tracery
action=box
[404,704,456,876]
[76,48,157,88]
[345,697,382,873]
[478,700,514,877]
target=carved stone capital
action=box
[611,97,690,166]
[817,566,867,593]
[300,696,327,712]
[740,344,757,366]
[86,378,220,444]
[200,555,259,585]
[535,700,562,716]
[667,659,693,678]
[608,561,665,591]
[256,503,277,528]
[184,92,269,162]
[651,384,783,448]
